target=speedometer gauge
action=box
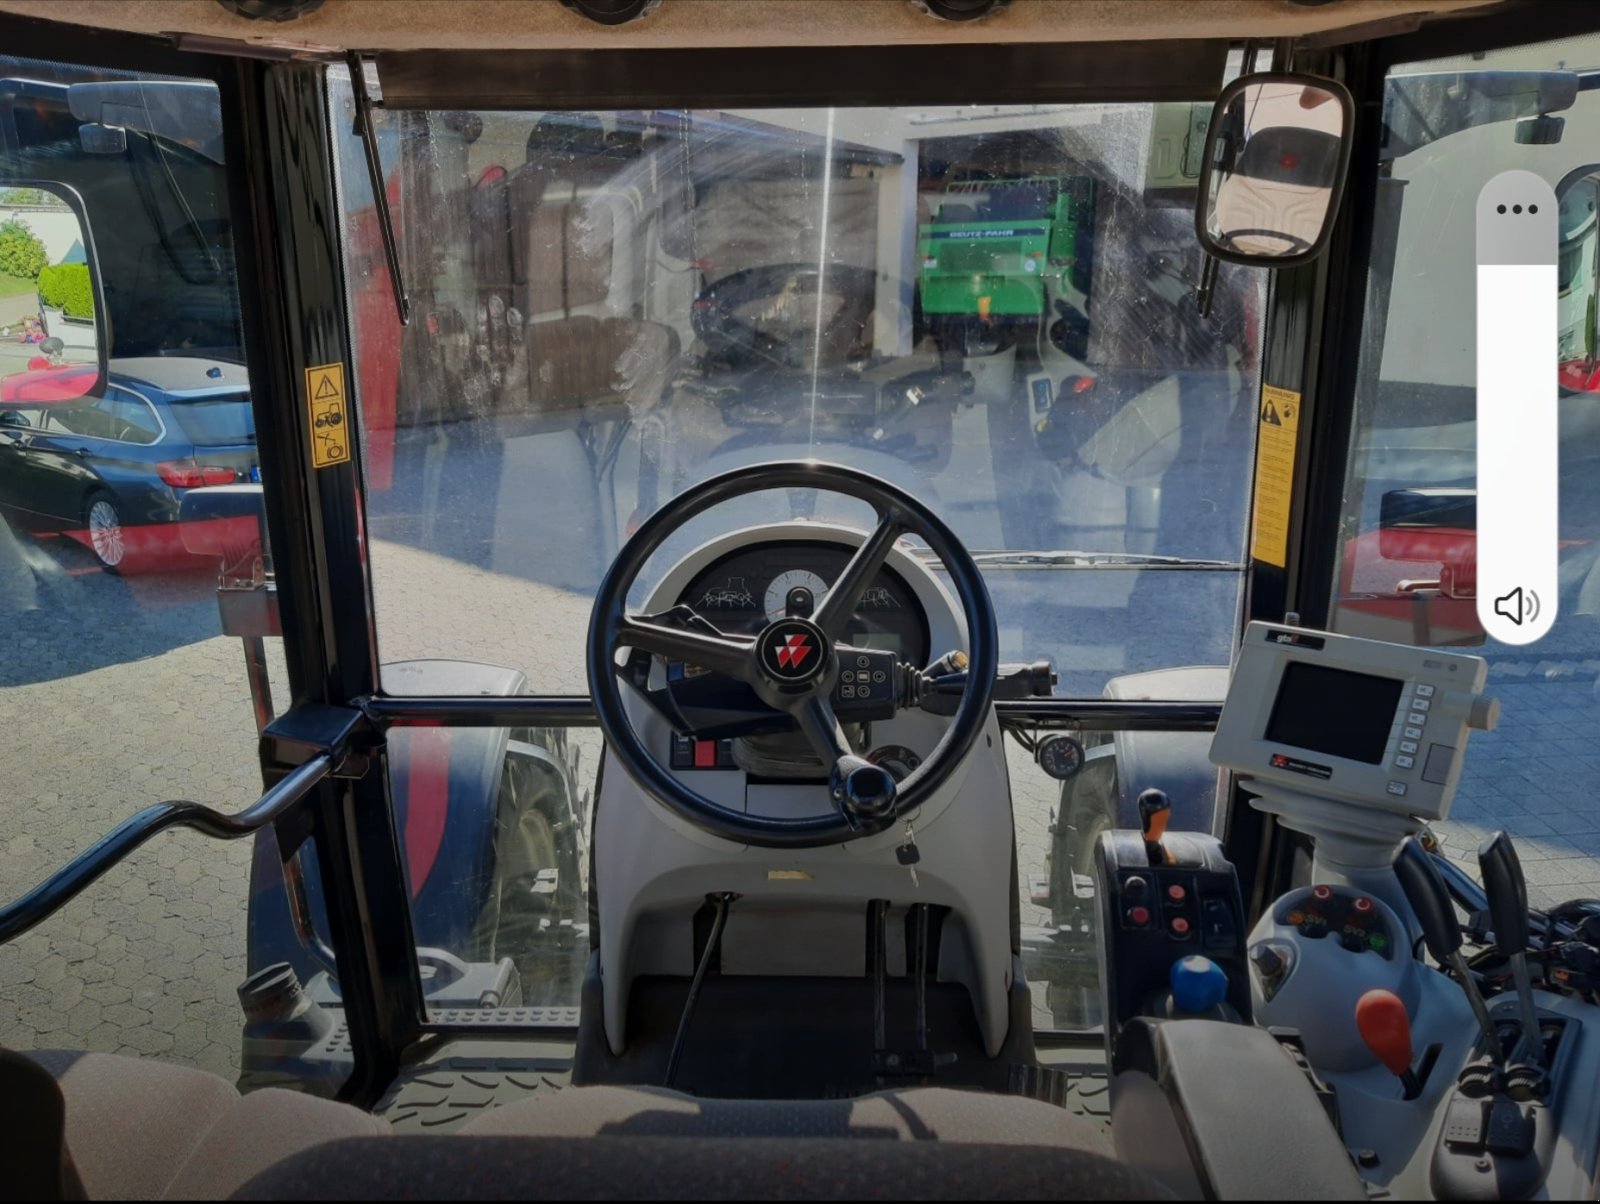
[765,569,829,620]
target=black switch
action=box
[1486,1100,1535,1157]
[1443,1098,1487,1151]
[669,734,694,770]
[1201,897,1237,952]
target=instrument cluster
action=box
[675,539,931,667]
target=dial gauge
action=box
[765,569,830,621]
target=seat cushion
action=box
[458,1084,1111,1153]
[234,1134,1168,1201]
[26,1050,388,1201]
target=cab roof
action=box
[0,0,1504,55]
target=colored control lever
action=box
[1394,836,1505,1064]
[1479,831,1545,1069]
[1138,788,1174,867]
[1356,988,1423,1099]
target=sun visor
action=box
[373,40,1228,111]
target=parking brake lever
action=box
[1479,831,1545,1069]
[1394,836,1505,1063]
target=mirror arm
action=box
[346,52,410,327]
[1195,251,1219,317]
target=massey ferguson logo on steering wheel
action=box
[762,620,825,680]
[775,633,812,669]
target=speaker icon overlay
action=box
[1477,171,1559,646]
[1493,587,1541,628]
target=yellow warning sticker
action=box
[305,363,350,468]
[1250,384,1301,568]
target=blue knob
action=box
[1170,954,1229,1014]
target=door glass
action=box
[1332,32,1600,904]
[0,55,302,1088]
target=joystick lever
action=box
[1138,788,1174,867]
[1479,831,1545,1069]
[1394,836,1505,1064]
[1356,988,1423,1098]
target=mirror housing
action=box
[0,181,107,405]
[1194,71,1354,269]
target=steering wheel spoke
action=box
[791,695,898,832]
[813,510,905,640]
[612,612,756,682]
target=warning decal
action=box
[305,363,350,468]
[1250,384,1301,568]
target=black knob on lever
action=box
[1394,836,1505,1063]
[1479,831,1530,958]
[1138,788,1173,867]
[1394,837,1463,963]
[1479,831,1546,1071]
[831,756,898,832]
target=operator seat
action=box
[7,1047,1154,1200]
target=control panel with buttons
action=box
[1094,821,1252,1058]
[1210,621,1498,822]
[1272,883,1397,959]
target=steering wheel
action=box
[587,460,999,849]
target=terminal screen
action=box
[1264,663,1403,765]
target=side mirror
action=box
[0,181,107,405]
[1195,72,1354,268]
[1557,165,1600,390]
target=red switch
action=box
[693,740,717,768]
[1170,916,1192,938]
[1167,884,1187,903]
[1128,906,1151,927]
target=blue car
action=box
[0,355,257,573]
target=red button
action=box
[1170,916,1192,937]
[1354,897,1374,913]
[1128,906,1151,926]
[1312,885,1333,901]
[1167,884,1187,903]
[693,740,717,768]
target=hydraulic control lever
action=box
[1394,836,1505,1063]
[1479,831,1546,1071]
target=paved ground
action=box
[1,404,1597,1079]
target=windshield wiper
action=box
[914,549,1247,571]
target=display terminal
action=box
[1210,622,1498,822]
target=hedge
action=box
[37,263,94,319]
[0,219,47,281]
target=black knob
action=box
[831,756,897,829]
[1479,831,1530,957]
[1124,875,1149,899]
[1394,836,1463,963]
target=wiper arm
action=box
[953,549,1247,571]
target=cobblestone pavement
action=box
[2,512,1597,1080]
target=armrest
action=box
[1110,1019,1365,1201]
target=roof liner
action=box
[0,0,1503,56]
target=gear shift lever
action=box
[1394,836,1505,1063]
[1479,831,1545,1069]
[1356,988,1424,1098]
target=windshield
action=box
[339,96,1264,699]
[166,394,254,444]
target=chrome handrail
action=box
[0,754,333,946]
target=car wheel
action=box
[85,491,136,575]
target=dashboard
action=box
[674,539,932,667]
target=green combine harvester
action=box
[917,175,1096,325]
